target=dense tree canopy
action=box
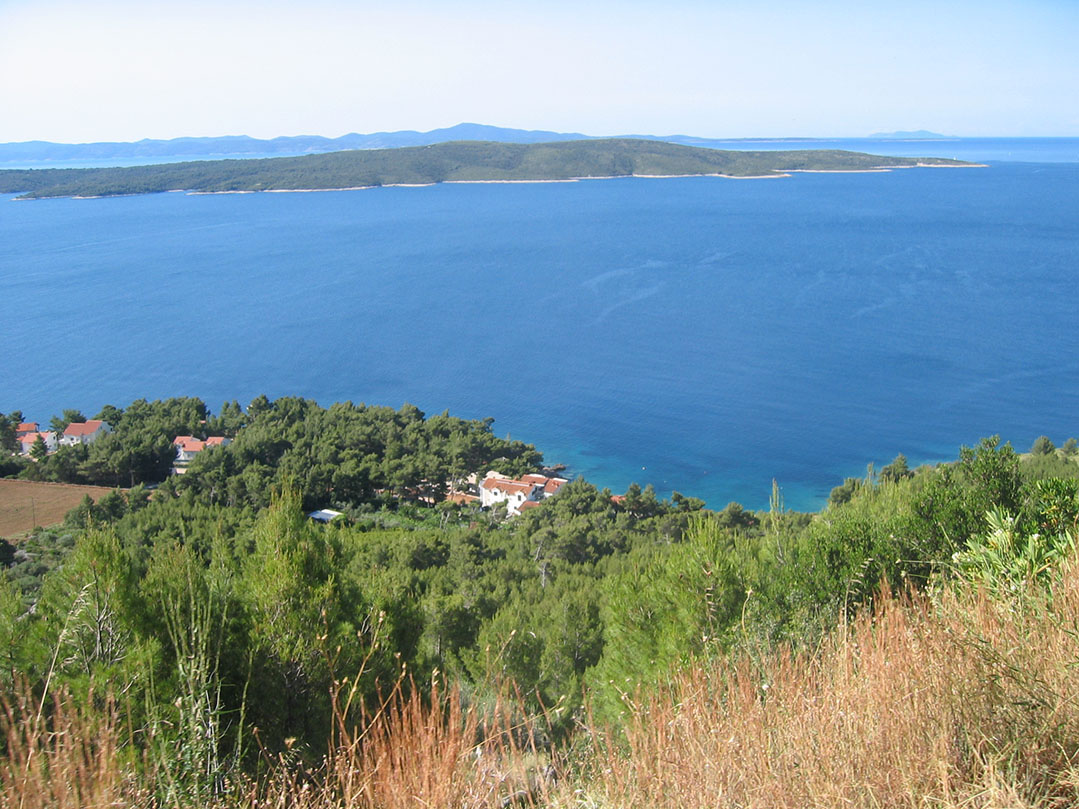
[3,397,1079,793]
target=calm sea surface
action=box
[2,139,1077,510]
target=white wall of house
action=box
[59,420,109,447]
[19,431,57,455]
[479,471,567,516]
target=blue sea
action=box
[2,138,1077,511]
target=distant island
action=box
[869,129,952,139]
[0,138,976,199]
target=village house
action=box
[173,435,231,470]
[18,431,58,455]
[59,419,110,447]
[478,470,568,516]
[174,436,206,464]
[15,422,39,438]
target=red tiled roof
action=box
[63,420,105,437]
[520,474,549,485]
[481,477,536,496]
[16,423,37,434]
[173,436,205,452]
[517,500,541,511]
[543,477,567,494]
[205,436,228,446]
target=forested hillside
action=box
[2,396,1078,806]
[0,139,973,198]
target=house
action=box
[478,471,568,516]
[173,435,232,470]
[59,419,109,446]
[15,422,39,437]
[173,436,206,463]
[19,431,57,455]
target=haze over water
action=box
[2,138,1076,510]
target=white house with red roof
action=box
[479,471,569,516]
[19,431,57,455]
[59,419,109,447]
[15,422,39,438]
[174,436,206,463]
[173,435,231,469]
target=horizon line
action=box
[3,126,1079,148]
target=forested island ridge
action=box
[0,138,978,199]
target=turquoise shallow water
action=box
[2,141,1077,510]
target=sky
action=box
[1,0,1076,143]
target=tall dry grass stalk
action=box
[254,674,556,809]
[1,675,555,809]
[0,686,148,809]
[583,564,1079,809]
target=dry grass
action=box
[6,561,1079,808]
[0,686,149,808]
[270,676,556,809]
[0,479,118,538]
[581,570,1079,809]
[0,675,554,809]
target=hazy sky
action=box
[1,0,1076,143]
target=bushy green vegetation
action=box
[8,396,542,507]
[0,139,972,199]
[3,396,1078,805]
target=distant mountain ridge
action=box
[0,124,908,164]
[0,124,594,163]
[0,124,975,164]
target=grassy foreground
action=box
[5,553,1079,808]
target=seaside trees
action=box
[48,408,86,435]
[175,397,543,511]
[0,411,20,454]
[10,395,545,505]
[910,436,1022,563]
[1032,435,1056,456]
[15,398,210,487]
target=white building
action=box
[19,431,57,455]
[173,435,231,467]
[478,471,568,516]
[173,436,206,464]
[59,420,109,447]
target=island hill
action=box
[0,138,975,199]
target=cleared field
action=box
[0,479,119,537]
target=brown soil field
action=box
[0,479,120,538]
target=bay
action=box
[2,141,1077,511]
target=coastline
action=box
[181,164,970,194]
[10,162,984,201]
